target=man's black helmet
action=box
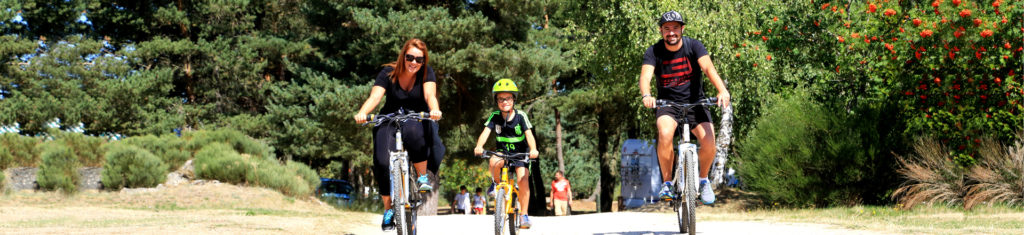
[658,10,686,26]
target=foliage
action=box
[101,142,168,189]
[286,160,321,196]
[50,132,107,167]
[121,134,189,170]
[735,91,895,206]
[185,129,273,160]
[193,143,250,185]
[0,133,41,168]
[438,157,492,200]
[36,143,80,193]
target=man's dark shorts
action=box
[655,104,712,129]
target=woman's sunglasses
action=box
[405,54,425,64]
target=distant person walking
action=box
[549,170,573,216]
[452,186,471,214]
[472,188,487,215]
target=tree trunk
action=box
[555,108,565,172]
[712,99,734,188]
[597,115,615,212]
[528,159,547,215]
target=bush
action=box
[52,132,107,167]
[964,135,1024,209]
[122,134,189,170]
[101,143,168,189]
[892,138,968,209]
[193,143,251,184]
[1,133,41,167]
[735,91,894,206]
[185,129,274,160]
[248,160,311,197]
[1,169,5,190]
[287,161,320,195]
[36,144,80,193]
[0,145,9,170]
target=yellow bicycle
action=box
[480,150,532,235]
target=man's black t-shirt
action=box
[642,37,709,102]
[373,65,437,114]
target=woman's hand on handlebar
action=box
[642,96,656,109]
[353,112,368,124]
[529,149,539,159]
[474,146,484,156]
[716,91,731,108]
[430,109,442,121]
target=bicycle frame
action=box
[366,111,433,235]
[655,98,717,235]
[481,151,530,235]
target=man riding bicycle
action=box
[639,10,731,205]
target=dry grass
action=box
[965,136,1024,209]
[0,183,376,234]
[892,138,967,209]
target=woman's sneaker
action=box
[417,174,433,191]
[381,209,395,231]
[699,179,715,205]
[659,181,676,200]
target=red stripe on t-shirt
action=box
[661,57,686,65]
[660,72,685,78]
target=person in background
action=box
[549,170,573,216]
[452,185,471,215]
[473,187,488,215]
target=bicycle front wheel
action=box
[494,188,506,235]
[681,150,697,235]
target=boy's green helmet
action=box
[492,78,519,95]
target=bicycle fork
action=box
[676,143,699,197]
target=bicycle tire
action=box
[494,188,506,235]
[683,150,697,235]
[404,175,418,235]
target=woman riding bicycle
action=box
[353,38,443,231]
[473,79,539,229]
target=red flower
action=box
[753,63,758,67]
[884,9,896,16]
[773,16,778,22]
[941,17,948,24]
[949,51,956,59]
[1006,43,1013,49]
[885,43,894,51]
[865,39,871,43]
[980,95,987,100]
[953,84,960,90]
[974,18,983,26]
[993,0,1001,7]
[959,9,971,18]
[735,53,741,58]
[899,27,905,33]
[762,36,768,42]
[821,3,830,10]
[934,77,941,84]
[913,18,922,27]
[851,33,860,38]
[920,29,934,38]
[920,95,928,100]
[980,29,993,38]
[814,20,820,27]
[905,91,914,95]
[1002,17,1008,24]
[872,36,878,40]
[995,77,1002,84]
[932,0,942,8]
[986,114,992,118]
[952,0,961,7]
[920,84,928,90]
[981,84,988,90]
[766,55,772,60]
[837,36,845,43]
[954,94,961,99]
[868,3,877,13]
[915,51,922,59]
[954,30,963,38]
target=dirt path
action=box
[346,212,887,235]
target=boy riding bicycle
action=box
[639,10,731,205]
[473,79,540,229]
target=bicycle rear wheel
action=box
[404,176,418,235]
[494,188,506,235]
[509,193,520,235]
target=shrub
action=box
[964,135,1024,209]
[892,139,967,209]
[122,134,189,170]
[249,160,310,197]
[101,143,168,189]
[185,129,274,160]
[287,161,320,195]
[0,145,9,170]
[193,143,251,184]
[52,132,107,167]
[1,133,41,167]
[1,169,5,190]
[36,144,80,193]
[735,91,892,206]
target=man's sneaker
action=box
[699,179,715,205]
[519,214,532,229]
[659,181,676,200]
[487,181,496,196]
[381,209,395,231]
[417,174,433,191]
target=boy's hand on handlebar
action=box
[474,147,484,156]
[529,150,539,159]
[353,113,367,124]
[430,109,442,121]
[642,96,656,109]
[717,92,731,108]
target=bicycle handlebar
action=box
[654,97,718,109]
[479,150,534,163]
[363,111,434,126]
